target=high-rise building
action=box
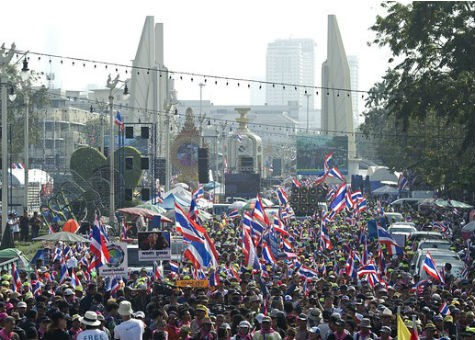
[265,39,315,120]
[347,55,360,128]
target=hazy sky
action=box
[1,0,393,108]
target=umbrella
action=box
[204,181,221,190]
[62,219,80,233]
[117,207,173,223]
[34,231,91,243]
[228,201,246,211]
[448,200,473,209]
[462,221,475,240]
[242,197,276,210]
[136,203,167,215]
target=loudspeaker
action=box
[309,187,317,195]
[291,187,300,195]
[300,187,308,195]
[301,196,308,204]
[141,188,150,201]
[272,159,282,177]
[141,126,149,139]
[309,196,317,205]
[198,148,209,184]
[290,196,299,204]
[155,158,166,184]
[125,126,134,139]
[141,157,149,170]
[125,189,133,201]
[125,157,133,170]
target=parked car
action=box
[384,212,404,223]
[411,248,462,277]
[417,239,452,251]
[409,231,445,243]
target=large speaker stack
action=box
[198,148,210,184]
[290,185,327,217]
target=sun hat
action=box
[64,289,74,296]
[359,318,372,328]
[72,314,80,321]
[17,302,27,308]
[80,311,101,327]
[134,311,145,319]
[117,301,133,316]
[255,313,265,324]
[239,321,251,328]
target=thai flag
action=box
[175,203,205,243]
[367,272,381,288]
[345,251,357,279]
[11,263,22,293]
[33,281,42,296]
[188,197,198,221]
[273,217,289,236]
[461,266,469,278]
[324,152,334,172]
[243,229,260,269]
[110,277,120,297]
[377,226,404,256]
[282,238,293,252]
[153,261,162,280]
[439,302,450,316]
[329,183,347,213]
[59,263,69,283]
[433,222,448,233]
[377,200,384,216]
[209,268,220,287]
[169,261,179,274]
[276,187,289,205]
[320,224,332,250]
[351,190,363,201]
[398,174,408,191]
[362,235,369,265]
[115,111,124,131]
[314,172,327,186]
[228,209,240,219]
[63,245,71,259]
[193,186,204,200]
[411,279,430,295]
[183,231,219,269]
[423,251,445,283]
[328,167,346,182]
[121,220,128,241]
[358,262,378,278]
[357,197,367,212]
[53,247,62,262]
[345,187,355,210]
[89,217,110,269]
[253,195,270,227]
[71,270,82,289]
[292,178,301,188]
[297,266,319,279]
[268,163,273,175]
[262,244,276,265]
[236,134,243,143]
[80,256,90,269]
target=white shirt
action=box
[114,318,144,340]
[77,329,109,340]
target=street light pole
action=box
[0,42,15,237]
[21,58,31,214]
[305,92,311,133]
[106,74,119,228]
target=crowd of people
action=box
[0,195,473,340]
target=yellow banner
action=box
[176,279,209,288]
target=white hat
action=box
[80,311,101,326]
[17,302,27,308]
[134,311,145,319]
[64,289,74,296]
[118,301,134,316]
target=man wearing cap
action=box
[354,318,376,340]
[69,314,82,340]
[231,321,252,340]
[191,305,208,337]
[77,311,108,340]
[252,316,281,340]
[326,316,352,340]
[295,313,309,340]
[113,300,144,340]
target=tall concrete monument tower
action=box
[321,15,358,176]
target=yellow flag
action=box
[397,314,411,340]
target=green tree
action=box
[1,63,49,160]
[361,2,475,199]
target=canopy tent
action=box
[159,186,212,210]
[0,168,53,187]
[372,185,399,196]
[34,231,90,243]
[116,207,173,223]
[136,203,167,215]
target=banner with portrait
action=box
[138,231,171,261]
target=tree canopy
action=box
[361,2,475,199]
